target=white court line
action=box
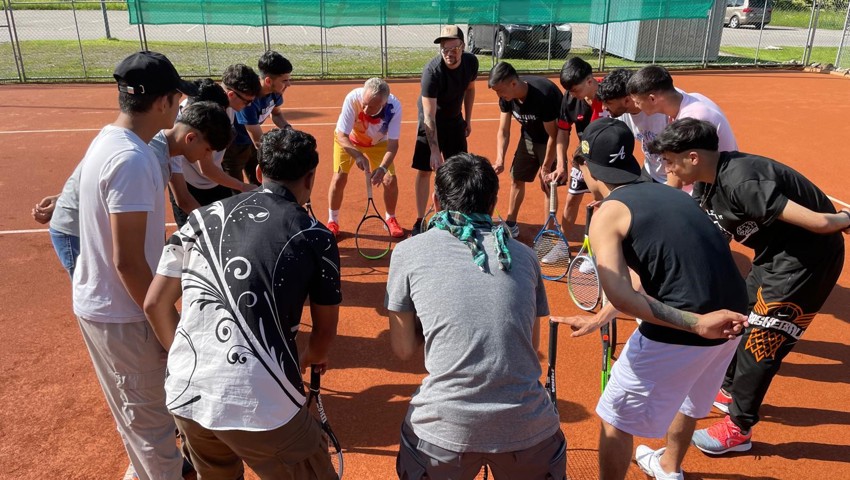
[829,196,850,209]
[0,223,178,236]
[0,117,500,135]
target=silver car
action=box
[725,0,773,29]
[467,24,572,59]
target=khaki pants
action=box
[77,317,183,480]
[174,406,337,480]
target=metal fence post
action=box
[835,1,850,66]
[598,0,611,71]
[70,0,88,79]
[100,0,112,39]
[2,0,25,82]
[803,0,821,66]
[701,3,714,69]
[754,0,769,64]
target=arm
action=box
[168,174,201,214]
[197,152,253,192]
[591,201,747,339]
[372,139,399,186]
[463,83,475,137]
[271,105,290,130]
[110,211,154,310]
[300,303,339,372]
[143,274,182,350]
[32,194,60,224]
[547,128,571,183]
[245,124,265,149]
[422,96,443,170]
[540,120,558,182]
[388,310,424,360]
[778,201,850,234]
[336,131,370,172]
[494,111,512,174]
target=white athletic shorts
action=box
[596,329,740,438]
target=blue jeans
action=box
[49,227,80,278]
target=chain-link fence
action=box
[3,0,850,83]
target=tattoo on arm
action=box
[645,296,699,331]
[424,118,439,151]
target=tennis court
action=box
[1,70,849,479]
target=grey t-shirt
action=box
[385,228,559,453]
[50,162,81,237]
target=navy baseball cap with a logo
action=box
[575,117,642,184]
[113,51,197,97]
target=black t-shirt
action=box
[698,151,842,273]
[418,53,479,123]
[499,76,562,144]
[608,182,749,346]
[557,78,609,139]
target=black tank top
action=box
[607,182,748,346]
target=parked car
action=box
[467,23,572,59]
[724,0,773,29]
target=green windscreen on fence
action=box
[127,0,714,27]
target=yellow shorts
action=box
[333,134,396,175]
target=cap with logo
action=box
[576,117,642,184]
[434,25,464,44]
[113,51,198,97]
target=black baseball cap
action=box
[113,51,197,97]
[576,118,642,184]
[434,25,464,44]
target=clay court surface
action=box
[1,71,849,479]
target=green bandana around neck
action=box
[427,210,512,272]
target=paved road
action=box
[3,10,845,50]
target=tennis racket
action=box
[600,292,615,391]
[308,366,344,478]
[533,181,571,281]
[355,170,391,260]
[420,202,437,233]
[545,319,559,411]
[567,204,601,311]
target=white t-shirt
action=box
[335,88,402,147]
[181,107,236,189]
[677,92,738,153]
[73,125,166,323]
[618,111,669,184]
[149,130,182,184]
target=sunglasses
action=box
[440,45,463,55]
[229,89,253,104]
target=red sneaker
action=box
[327,221,340,238]
[691,415,752,455]
[386,217,404,238]
[713,388,732,414]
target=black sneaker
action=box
[411,219,423,236]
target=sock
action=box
[385,212,396,220]
[414,217,423,228]
[328,209,339,223]
[506,220,517,227]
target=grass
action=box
[3,39,843,82]
[720,45,840,66]
[769,8,847,30]
[7,0,127,11]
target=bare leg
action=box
[328,172,348,212]
[599,420,633,480]
[560,191,583,239]
[659,412,697,475]
[507,180,526,223]
[382,175,399,216]
[414,170,432,217]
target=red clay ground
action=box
[1,71,849,479]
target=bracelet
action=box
[841,210,850,226]
[376,166,387,173]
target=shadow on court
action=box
[819,282,850,322]
[753,441,850,463]
[777,339,850,384]
[761,404,850,428]
[282,110,325,122]
[684,472,780,480]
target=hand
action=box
[354,153,370,172]
[465,122,472,138]
[546,165,566,184]
[371,167,387,187]
[538,165,552,183]
[493,161,505,175]
[694,309,749,339]
[300,349,328,374]
[429,152,444,171]
[32,195,58,224]
[551,314,606,337]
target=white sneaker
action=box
[541,242,569,264]
[578,257,595,274]
[635,446,683,480]
[506,222,520,238]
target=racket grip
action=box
[364,170,373,199]
[310,365,321,390]
[549,181,558,214]
[548,320,559,368]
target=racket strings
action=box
[534,232,570,279]
[568,254,600,310]
[356,216,391,259]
